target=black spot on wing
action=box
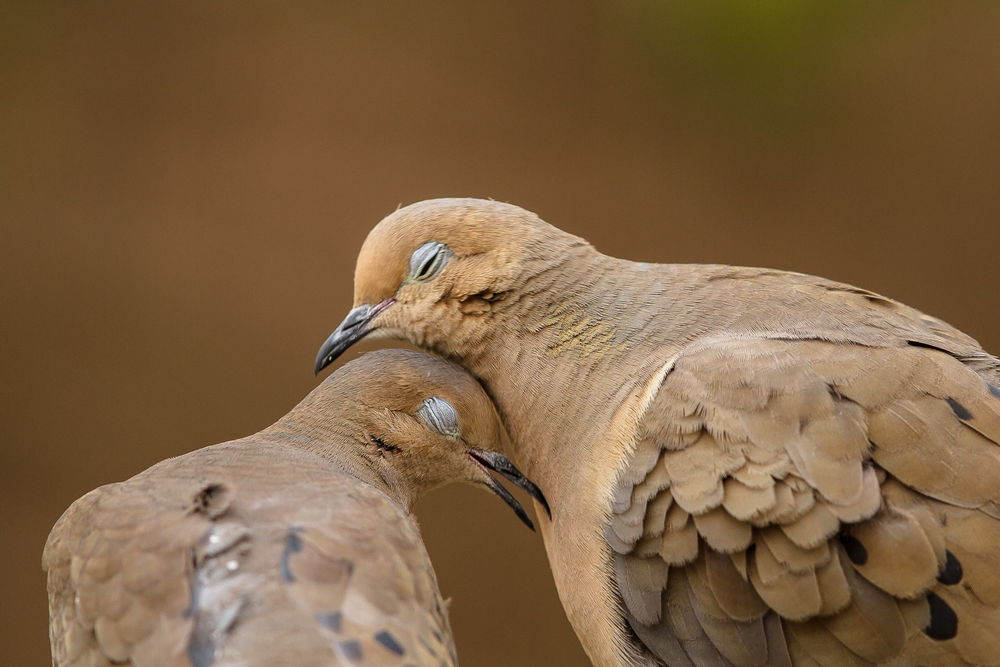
[937,550,963,585]
[316,611,342,632]
[375,630,405,655]
[989,383,1000,399]
[924,592,958,640]
[946,397,973,420]
[840,534,868,565]
[280,529,303,583]
[339,640,363,662]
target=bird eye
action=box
[408,242,452,282]
[417,397,459,436]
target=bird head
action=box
[313,198,586,373]
[296,349,549,529]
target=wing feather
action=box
[608,336,1000,664]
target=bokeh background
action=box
[5,2,1000,664]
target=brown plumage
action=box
[315,198,1000,665]
[44,349,545,667]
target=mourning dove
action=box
[315,198,1000,666]
[44,348,547,667]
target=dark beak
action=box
[314,299,395,374]
[467,448,551,531]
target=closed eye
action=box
[408,241,452,282]
[417,397,460,436]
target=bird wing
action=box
[43,446,456,667]
[275,482,457,667]
[608,335,1000,666]
[43,473,221,666]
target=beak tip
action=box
[313,355,328,375]
[538,499,552,519]
[469,449,546,531]
[312,356,326,376]
[313,302,386,377]
[510,501,535,531]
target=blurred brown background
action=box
[4,1,1000,664]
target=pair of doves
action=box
[48,198,1000,665]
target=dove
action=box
[314,198,1000,665]
[44,348,547,667]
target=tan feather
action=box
[848,505,939,598]
[750,536,822,620]
[94,614,131,662]
[832,351,914,409]
[947,425,1000,505]
[762,612,794,667]
[877,480,946,566]
[786,619,874,666]
[821,550,906,662]
[780,502,840,549]
[814,545,851,616]
[685,563,768,666]
[946,509,1000,606]
[631,451,672,506]
[703,549,768,622]
[611,481,634,514]
[751,480,800,526]
[614,554,668,625]
[722,478,777,521]
[628,620,695,667]
[787,397,870,506]
[641,490,674,540]
[730,550,750,580]
[633,534,665,558]
[896,596,930,635]
[665,500,691,531]
[939,586,1000,665]
[760,527,831,574]
[663,569,735,665]
[672,476,727,515]
[616,490,652,527]
[827,465,882,523]
[868,399,962,502]
[692,505,753,553]
[660,518,699,566]
[623,435,666,486]
[609,514,645,548]
[605,523,636,555]
[732,463,778,490]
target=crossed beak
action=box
[314,298,395,374]
[467,448,551,531]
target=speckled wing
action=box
[608,336,1000,666]
[43,444,457,667]
[276,482,457,667]
[43,474,220,666]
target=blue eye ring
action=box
[417,397,459,436]
[408,241,453,282]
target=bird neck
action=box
[446,250,692,501]
[259,409,415,511]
